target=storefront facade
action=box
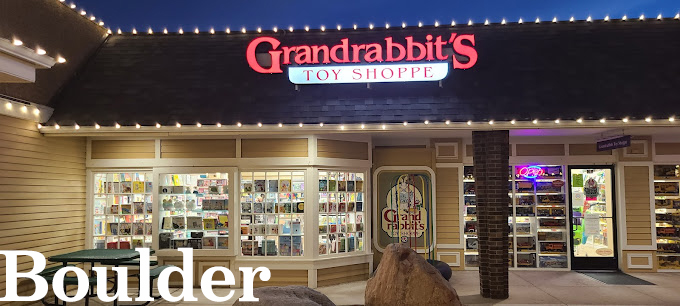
[2,1,680,295]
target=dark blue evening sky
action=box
[72,0,679,32]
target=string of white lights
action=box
[108,13,680,34]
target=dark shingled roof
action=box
[48,19,680,126]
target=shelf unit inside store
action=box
[654,165,680,270]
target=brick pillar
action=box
[472,130,509,299]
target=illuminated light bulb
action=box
[148,28,153,34]
[501,18,506,25]
[156,123,161,128]
[273,26,278,32]
[484,19,489,25]
[80,10,86,15]
[675,13,679,19]
[604,15,610,22]
[424,120,429,125]
[136,123,141,129]
[511,119,516,124]
[451,20,456,26]
[445,120,451,125]
[361,124,365,129]
[532,119,538,124]
[194,28,199,34]
[99,21,105,26]
[57,57,66,63]
[321,25,326,31]
[298,122,303,127]
[337,25,341,30]
[210,28,215,34]
[107,29,112,34]
[552,17,558,23]
[657,14,663,20]
[241,27,246,33]
[55,124,60,129]
[645,117,652,122]
[226,28,231,34]
[587,16,592,22]
[117,28,122,34]
[132,28,137,35]
[37,123,42,129]
[385,23,389,29]
[569,16,575,22]
[418,21,423,27]
[554,119,560,123]
[70,4,76,9]
[402,22,407,28]
[33,108,40,115]
[163,28,168,34]
[535,17,540,23]
[639,14,645,21]
[196,123,202,127]
[21,105,27,113]
[288,26,293,32]
[670,116,676,122]
[468,19,473,26]
[95,123,100,129]
[176,123,181,128]
[278,123,283,127]
[340,125,345,130]
[622,117,629,123]
[257,122,262,127]
[369,23,374,29]
[467,120,472,125]
[237,122,242,127]
[75,124,80,130]
[403,121,408,126]
[305,26,310,31]
[518,18,524,24]
[577,118,583,123]
[353,24,357,30]
[434,21,439,27]
[5,102,12,110]
[489,120,494,125]
[622,15,628,21]
[600,118,606,123]
[115,123,121,129]
[12,39,22,46]
[319,122,324,127]
[257,27,262,33]
[90,16,96,21]
[381,124,386,130]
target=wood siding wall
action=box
[317,263,369,287]
[515,144,565,156]
[624,166,653,246]
[0,115,86,300]
[160,139,236,158]
[91,140,154,159]
[241,139,308,158]
[317,139,369,160]
[435,167,460,245]
[655,143,680,155]
[568,144,612,155]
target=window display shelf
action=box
[655,165,680,268]
[318,171,365,256]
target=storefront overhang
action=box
[0,37,57,83]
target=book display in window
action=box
[93,172,153,249]
[158,173,229,250]
[463,165,568,269]
[318,171,365,255]
[654,165,680,269]
[240,171,305,256]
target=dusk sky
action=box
[73,0,679,32]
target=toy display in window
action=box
[539,218,566,227]
[464,182,476,195]
[540,242,566,253]
[516,237,536,251]
[537,194,565,205]
[516,207,535,216]
[516,181,534,193]
[466,238,478,250]
[654,165,680,179]
[655,182,680,196]
[517,254,536,267]
[516,195,535,206]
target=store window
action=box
[654,165,680,269]
[93,172,153,249]
[463,165,568,269]
[240,171,305,256]
[158,173,230,250]
[318,171,365,255]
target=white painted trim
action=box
[437,252,461,267]
[85,170,94,249]
[0,96,53,123]
[372,166,437,254]
[623,139,649,158]
[0,37,56,68]
[435,142,459,159]
[627,252,654,269]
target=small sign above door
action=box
[596,135,631,151]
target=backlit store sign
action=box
[246,34,478,84]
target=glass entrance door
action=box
[568,166,618,270]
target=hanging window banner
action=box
[375,170,433,252]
